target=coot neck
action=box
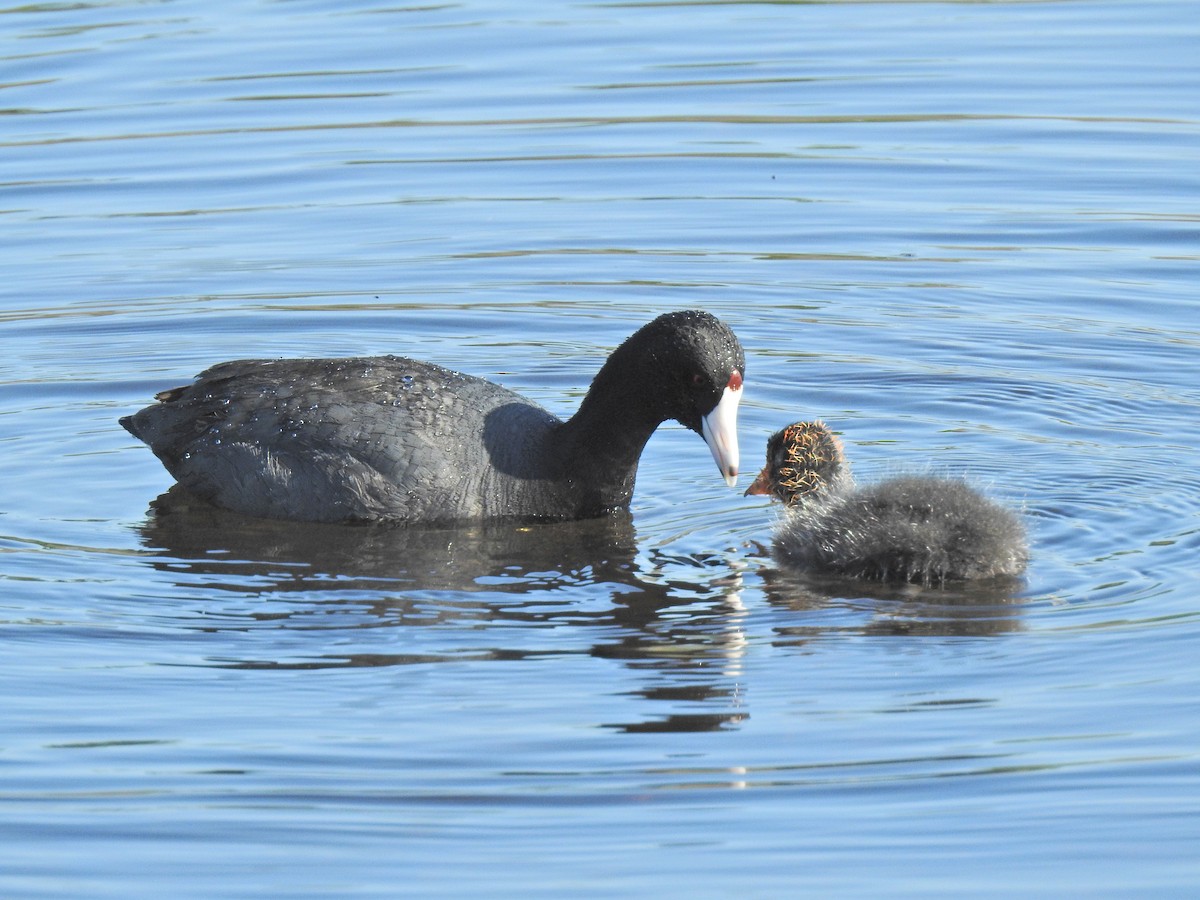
[553,348,663,511]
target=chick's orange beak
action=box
[744,465,773,497]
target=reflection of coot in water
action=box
[121,310,744,525]
[746,421,1028,587]
[138,485,649,596]
[135,488,751,732]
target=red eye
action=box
[691,373,705,386]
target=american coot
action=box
[745,421,1028,585]
[122,310,745,525]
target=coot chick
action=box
[745,421,1027,585]
[121,310,744,525]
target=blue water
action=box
[3,0,1199,896]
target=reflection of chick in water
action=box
[746,422,1028,586]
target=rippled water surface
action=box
[3,0,1199,895]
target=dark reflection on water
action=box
[139,485,651,596]
[756,560,1029,639]
[133,486,1029,732]
[138,486,756,731]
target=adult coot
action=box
[745,421,1027,585]
[122,310,745,525]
